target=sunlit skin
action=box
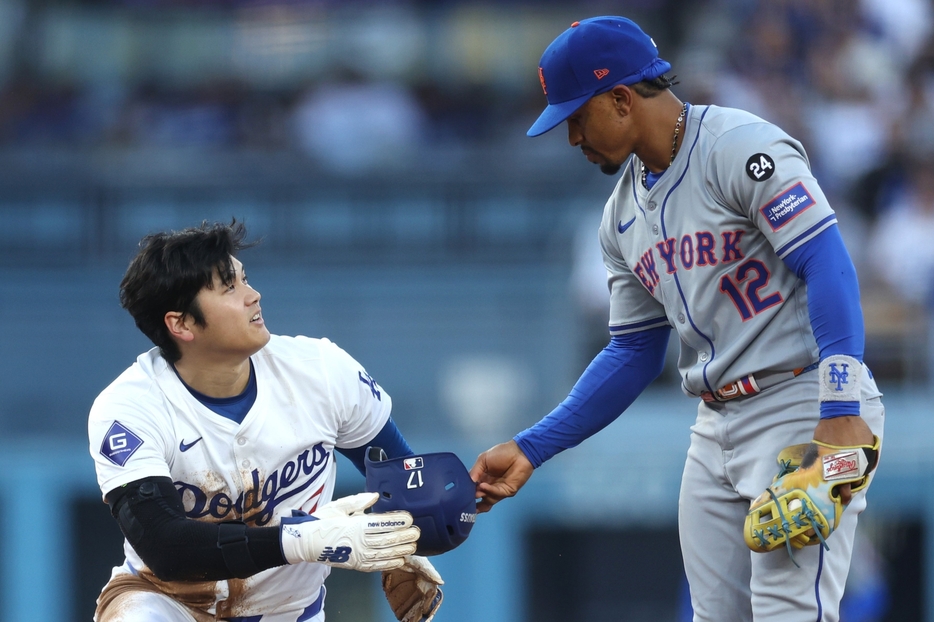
[566,84,686,176]
[164,256,270,398]
[470,84,874,511]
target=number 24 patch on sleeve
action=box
[759,182,815,231]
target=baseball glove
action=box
[382,555,444,622]
[744,435,881,563]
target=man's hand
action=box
[279,492,419,572]
[469,440,534,513]
[745,432,880,559]
[382,555,444,622]
[813,415,875,505]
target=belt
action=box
[700,363,819,403]
[224,586,324,622]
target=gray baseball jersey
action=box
[596,103,885,621]
[599,104,833,397]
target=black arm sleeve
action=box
[105,476,287,582]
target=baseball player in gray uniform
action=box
[88,220,445,622]
[469,16,884,622]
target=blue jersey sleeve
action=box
[782,224,863,417]
[514,327,669,467]
[337,418,414,476]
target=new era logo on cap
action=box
[404,457,424,470]
[594,68,610,79]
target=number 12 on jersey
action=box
[719,259,783,321]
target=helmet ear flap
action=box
[365,448,477,556]
[367,446,388,463]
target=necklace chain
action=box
[641,102,687,188]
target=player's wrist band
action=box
[818,355,862,414]
[819,401,859,419]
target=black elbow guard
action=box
[107,477,271,581]
[109,477,180,547]
[109,477,191,579]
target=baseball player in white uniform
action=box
[88,220,443,622]
[470,16,884,622]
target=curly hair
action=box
[631,74,679,98]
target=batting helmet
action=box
[365,447,477,556]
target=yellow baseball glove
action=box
[744,435,881,563]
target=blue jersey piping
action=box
[629,158,646,217]
[775,214,837,257]
[814,545,824,621]
[609,315,670,333]
[658,105,717,393]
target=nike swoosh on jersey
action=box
[618,217,636,234]
[179,437,204,452]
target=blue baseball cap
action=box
[528,16,671,137]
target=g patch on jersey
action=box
[100,421,144,467]
[759,182,815,231]
[746,153,775,181]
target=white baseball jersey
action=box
[599,104,834,397]
[88,335,391,618]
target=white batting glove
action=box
[382,555,445,622]
[280,492,419,572]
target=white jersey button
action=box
[647,201,657,211]
[241,460,250,468]
[652,225,659,235]
[678,313,685,323]
[700,352,709,362]
[237,438,246,446]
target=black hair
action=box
[632,74,679,98]
[119,219,254,363]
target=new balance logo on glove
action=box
[317,546,352,564]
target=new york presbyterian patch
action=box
[759,182,815,231]
[100,421,144,467]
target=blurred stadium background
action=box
[1,0,934,620]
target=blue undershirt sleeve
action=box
[337,418,414,476]
[782,224,863,418]
[514,326,670,468]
